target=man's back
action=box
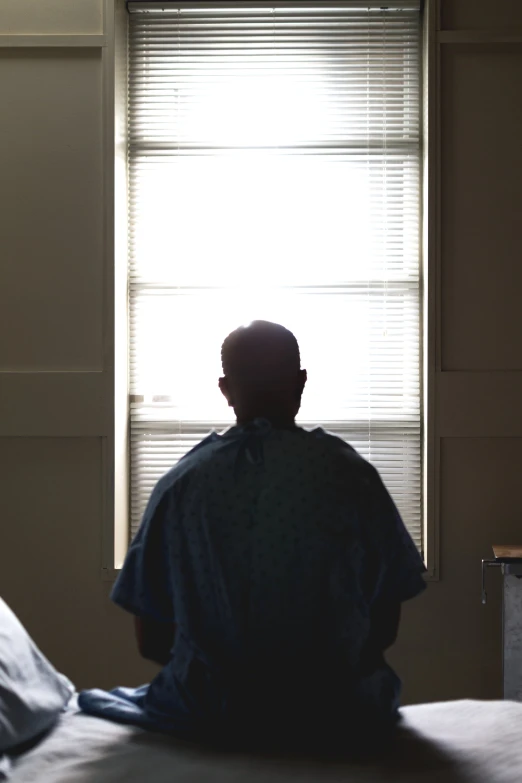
[80,322,426,748]
[112,418,425,738]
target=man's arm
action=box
[134,616,176,666]
[359,599,401,674]
[111,489,176,664]
[370,599,401,652]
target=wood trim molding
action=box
[439,30,522,44]
[0,34,106,47]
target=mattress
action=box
[8,699,522,783]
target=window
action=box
[127,1,422,548]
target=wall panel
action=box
[440,44,522,371]
[0,0,103,35]
[392,437,522,703]
[441,0,522,31]
[0,50,104,371]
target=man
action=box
[81,320,425,750]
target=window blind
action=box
[127,1,422,548]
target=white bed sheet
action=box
[8,699,522,783]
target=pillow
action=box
[0,598,73,753]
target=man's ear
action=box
[294,369,307,404]
[218,376,233,407]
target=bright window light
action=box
[128,2,422,547]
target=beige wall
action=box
[0,0,521,701]
[0,0,155,689]
[390,0,522,703]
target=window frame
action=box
[104,0,439,580]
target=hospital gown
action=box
[79,419,426,746]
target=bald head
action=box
[221,320,300,382]
[219,321,307,426]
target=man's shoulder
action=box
[302,426,374,474]
[152,432,223,497]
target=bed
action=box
[2,599,519,782]
[7,697,522,783]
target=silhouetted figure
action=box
[80,321,426,753]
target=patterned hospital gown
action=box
[79,419,425,746]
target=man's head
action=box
[219,320,307,426]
